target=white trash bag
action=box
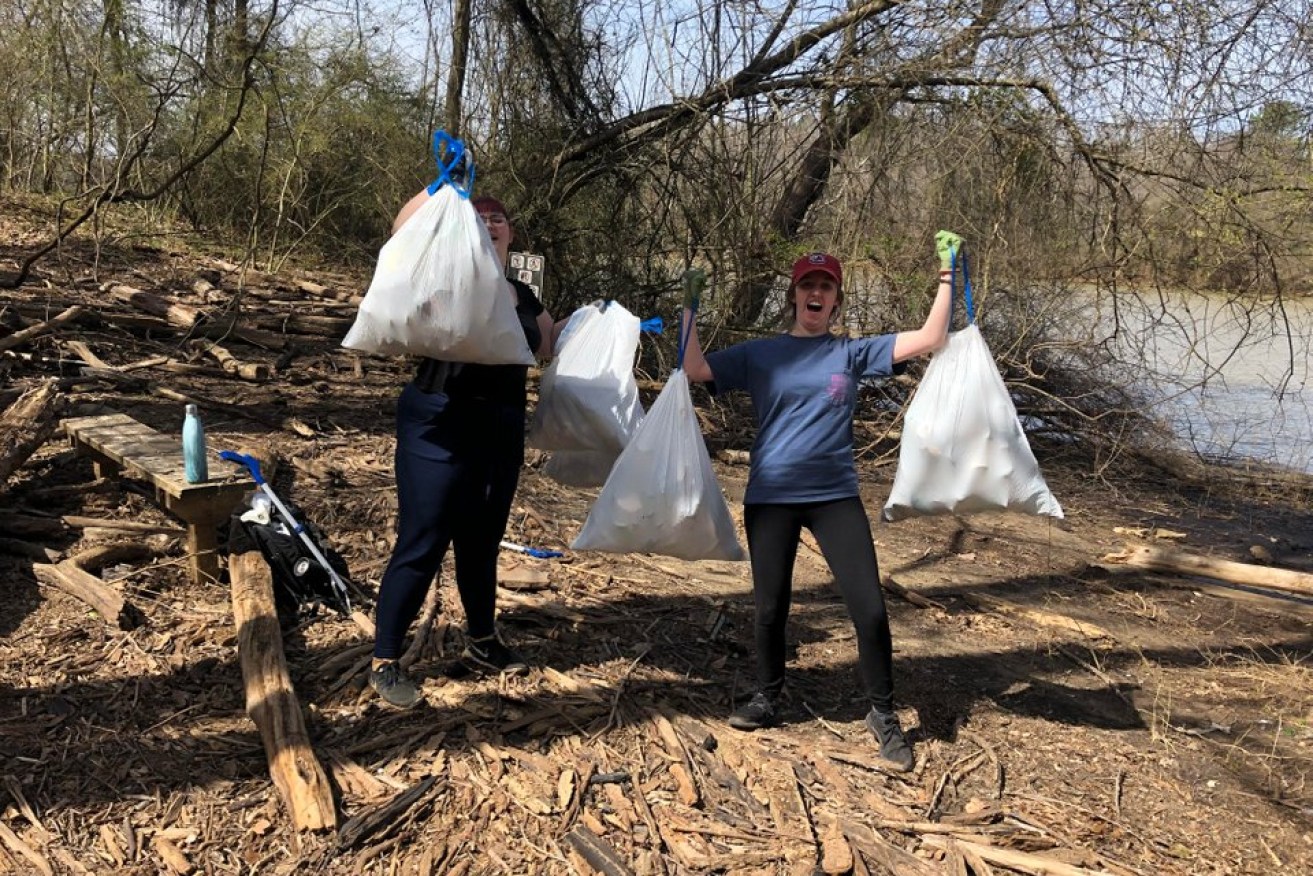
[342,141,533,365]
[543,450,619,488]
[883,323,1063,521]
[573,370,745,561]
[529,301,645,455]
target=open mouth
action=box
[805,301,824,312]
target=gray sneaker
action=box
[728,692,779,730]
[369,661,421,709]
[866,707,914,772]
[462,635,529,676]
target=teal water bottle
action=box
[183,403,209,483]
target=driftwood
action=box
[1103,544,1313,597]
[0,380,61,484]
[0,512,67,538]
[251,312,354,337]
[62,339,112,369]
[229,550,337,831]
[924,836,1108,876]
[62,515,187,536]
[883,574,947,610]
[203,341,271,380]
[564,825,636,876]
[337,775,438,850]
[32,555,146,630]
[108,284,204,329]
[0,537,60,561]
[0,305,84,354]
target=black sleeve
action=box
[512,278,545,317]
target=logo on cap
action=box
[808,253,827,264]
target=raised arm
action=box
[391,189,431,235]
[892,231,962,363]
[678,270,714,383]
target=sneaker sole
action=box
[461,654,529,677]
[369,683,422,710]
[727,716,776,731]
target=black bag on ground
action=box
[227,498,353,618]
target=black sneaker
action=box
[463,635,529,676]
[728,692,779,730]
[369,661,421,709]
[866,707,914,772]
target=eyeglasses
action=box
[478,212,508,226]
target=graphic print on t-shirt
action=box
[826,372,851,406]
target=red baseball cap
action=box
[471,195,509,218]
[790,252,842,288]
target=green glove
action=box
[935,230,963,272]
[682,268,706,310]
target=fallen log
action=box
[924,836,1107,876]
[0,305,84,354]
[33,559,146,630]
[62,515,187,536]
[0,512,67,538]
[0,537,60,562]
[1103,544,1313,597]
[108,284,204,329]
[251,312,354,337]
[230,549,337,831]
[0,380,61,485]
[201,342,271,380]
[63,339,112,369]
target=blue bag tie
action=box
[426,130,475,197]
[949,249,976,325]
[677,303,697,369]
[640,316,664,335]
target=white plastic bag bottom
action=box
[544,450,618,488]
[529,302,644,453]
[572,370,745,561]
[883,324,1063,521]
[342,186,534,366]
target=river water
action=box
[1091,290,1313,474]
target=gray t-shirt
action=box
[707,332,897,504]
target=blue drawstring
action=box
[640,316,664,335]
[677,304,697,369]
[949,249,976,325]
[426,130,475,197]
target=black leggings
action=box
[743,497,894,711]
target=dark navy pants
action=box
[373,382,525,660]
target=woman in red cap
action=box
[680,233,962,771]
[368,190,562,708]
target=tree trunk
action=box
[444,0,473,139]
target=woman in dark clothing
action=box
[370,193,560,708]
[679,234,962,770]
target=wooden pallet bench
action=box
[62,413,251,585]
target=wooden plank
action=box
[64,414,248,500]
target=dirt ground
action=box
[2,208,1312,875]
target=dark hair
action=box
[471,195,509,220]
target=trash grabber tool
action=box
[500,540,564,559]
[220,450,352,612]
